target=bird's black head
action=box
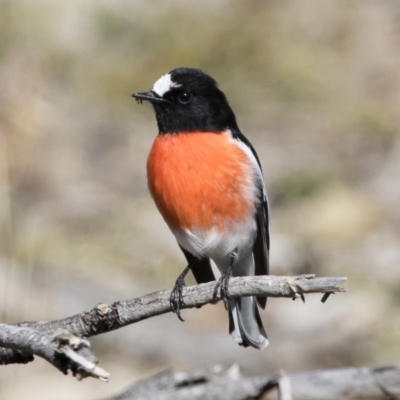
[132,67,239,134]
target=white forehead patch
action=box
[152,73,181,97]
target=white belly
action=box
[172,218,256,270]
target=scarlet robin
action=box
[132,68,270,349]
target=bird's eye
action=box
[178,91,192,104]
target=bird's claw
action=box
[214,267,233,311]
[170,278,186,321]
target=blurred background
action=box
[1,0,400,399]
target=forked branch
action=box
[0,274,346,379]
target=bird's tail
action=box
[229,296,268,350]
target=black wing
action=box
[231,129,270,309]
[253,196,270,309]
[179,245,215,284]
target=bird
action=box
[132,67,270,349]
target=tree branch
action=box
[18,274,346,337]
[101,363,400,400]
[0,274,345,377]
[0,324,110,381]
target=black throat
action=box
[153,76,239,134]
[152,96,239,134]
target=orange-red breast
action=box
[132,68,270,349]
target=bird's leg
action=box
[214,251,238,311]
[170,261,195,322]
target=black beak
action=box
[131,91,165,104]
